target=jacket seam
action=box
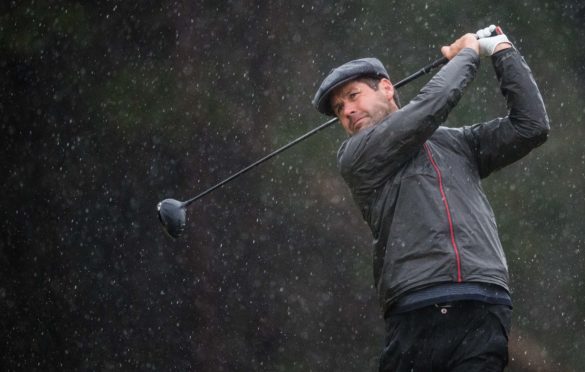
[423,142,463,282]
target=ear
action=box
[379,78,395,102]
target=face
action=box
[330,78,397,135]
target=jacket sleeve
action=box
[338,48,480,195]
[463,48,550,178]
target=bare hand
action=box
[441,33,479,60]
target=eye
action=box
[349,90,360,100]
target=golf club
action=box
[157,55,449,238]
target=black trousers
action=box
[379,301,512,372]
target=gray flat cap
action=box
[312,57,389,116]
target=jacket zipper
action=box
[423,143,462,282]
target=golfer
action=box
[313,26,549,371]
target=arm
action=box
[463,47,550,178]
[338,38,480,194]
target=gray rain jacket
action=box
[337,48,549,314]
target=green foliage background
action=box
[2,1,584,370]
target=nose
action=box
[342,101,357,118]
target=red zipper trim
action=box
[423,143,462,282]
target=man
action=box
[312,26,549,371]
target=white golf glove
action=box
[476,25,512,56]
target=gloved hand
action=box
[475,25,512,56]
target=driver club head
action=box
[157,198,186,238]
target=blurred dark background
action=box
[2,1,584,370]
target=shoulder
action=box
[336,129,371,170]
[336,137,355,176]
[431,126,475,156]
[432,126,467,143]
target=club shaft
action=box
[182,56,449,207]
[394,56,448,88]
[183,117,338,206]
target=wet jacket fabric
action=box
[337,48,549,314]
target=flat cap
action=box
[312,57,389,116]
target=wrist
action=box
[493,42,512,54]
[477,33,512,57]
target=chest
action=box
[400,137,478,187]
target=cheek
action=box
[367,102,383,117]
[372,97,391,115]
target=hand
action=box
[441,33,479,60]
[476,25,512,56]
